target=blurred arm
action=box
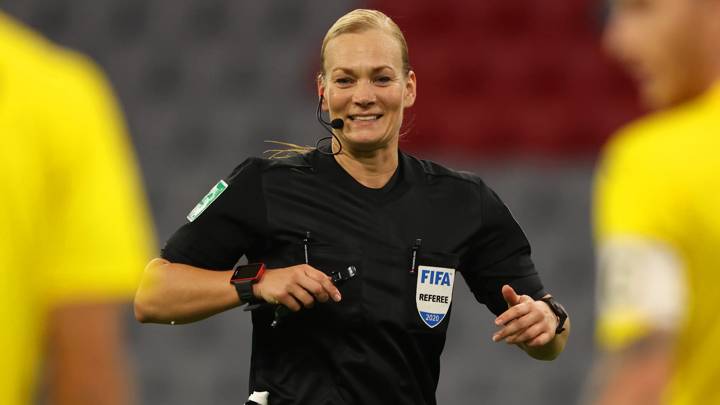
[46,302,134,405]
[587,239,684,404]
[589,333,673,405]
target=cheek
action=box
[656,3,706,63]
[383,89,408,111]
[655,14,701,78]
[327,92,351,112]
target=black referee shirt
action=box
[162,149,546,405]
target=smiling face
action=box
[319,29,416,153]
[603,0,720,108]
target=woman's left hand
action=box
[492,285,558,347]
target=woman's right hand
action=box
[253,265,342,311]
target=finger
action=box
[495,301,533,326]
[526,332,553,347]
[501,284,519,307]
[276,292,301,312]
[493,311,539,342]
[297,276,330,303]
[500,310,540,335]
[288,285,315,309]
[305,267,342,302]
[494,306,546,340]
[493,321,519,342]
[506,322,545,344]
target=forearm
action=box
[588,333,673,405]
[134,258,240,324]
[521,316,571,360]
[48,303,134,405]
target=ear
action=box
[316,73,329,112]
[403,70,417,108]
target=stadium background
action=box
[1,1,643,403]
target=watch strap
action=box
[539,296,567,335]
[233,281,256,304]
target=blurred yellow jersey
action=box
[594,82,720,405]
[0,12,154,405]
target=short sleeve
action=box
[593,131,685,245]
[161,158,267,269]
[460,184,546,316]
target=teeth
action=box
[353,115,380,121]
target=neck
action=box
[332,138,399,189]
[710,60,720,88]
[703,22,720,91]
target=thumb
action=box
[502,284,520,307]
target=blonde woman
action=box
[135,9,569,405]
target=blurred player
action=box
[0,11,154,405]
[588,0,720,403]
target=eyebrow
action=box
[331,65,395,75]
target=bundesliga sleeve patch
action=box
[416,266,455,328]
[186,180,228,222]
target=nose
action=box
[352,79,376,108]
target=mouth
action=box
[348,114,383,122]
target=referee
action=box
[134,9,570,405]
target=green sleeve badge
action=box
[187,180,228,222]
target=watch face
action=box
[231,263,264,283]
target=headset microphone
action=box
[316,96,343,155]
[330,119,344,129]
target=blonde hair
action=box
[263,140,313,159]
[319,9,410,82]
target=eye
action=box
[334,77,354,87]
[375,76,393,85]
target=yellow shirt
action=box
[0,12,154,405]
[594,82,720,405]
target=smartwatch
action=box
[538,296,568,335]
[230,263,266,303]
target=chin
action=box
[340,134,390,152]
[640,74,707,109]
[343,131,385,145]
[643,87,693,109]
[639,81,673,109]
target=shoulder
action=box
[603,95,714,168]
[405,153,491,193]
[0,12,109,103]
[259,151,314,172]
[226,152,314,182]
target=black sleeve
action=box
[459,183,546,316]
[160,158,266,270]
